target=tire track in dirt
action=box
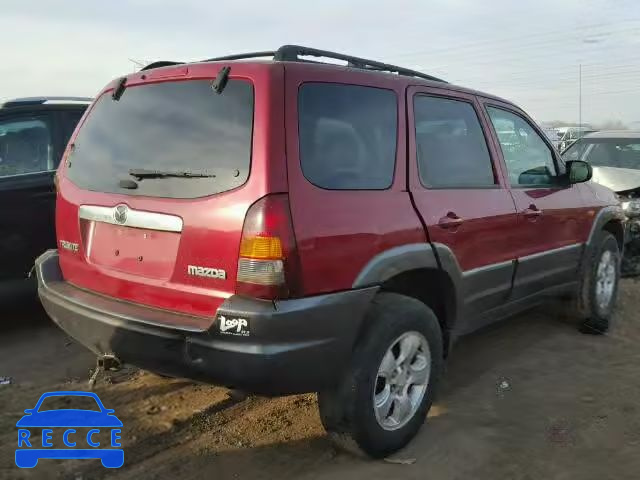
[106,393,336,480]
[3,280,640,480]
[73,388,250,480]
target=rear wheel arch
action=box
[351,243,461,358]
[379,268,456,357]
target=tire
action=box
[318,292,444,458]
[569,231,621,335]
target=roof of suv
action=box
[1,96,92,109]
[140,44,514,107]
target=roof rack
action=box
[202,51,276,62]
[273,45,446,83]
[142,45,446,83]
[140,60,184,71]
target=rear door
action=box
[0,110,58,282]
[481,101,589,298]
[407,86,519,329]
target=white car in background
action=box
[562,130,640,275]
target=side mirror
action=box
[567,160,592,184]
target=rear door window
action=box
[414,95,495,188]
[298,83,397,190]
[65,79,253,199]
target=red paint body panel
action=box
[507,187,590,257]
[406,86,519,272]
[283,64,426,294]
[56,63,286,328]
[85,222,180,280]
[478,97,595,257]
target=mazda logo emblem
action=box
[113,205,128,225]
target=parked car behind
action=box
[556,126,596,152]
[563,130,640,274]
[35,46,624,458]
[0,97,89,301]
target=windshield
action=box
[563,138,640,170]
[65,79,254,199]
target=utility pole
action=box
[579,63,582,129]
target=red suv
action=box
[36,46,624,457]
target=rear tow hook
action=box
[88,354,122,389]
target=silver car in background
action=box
[563,131,640,275]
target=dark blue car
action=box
[15,391,123,468]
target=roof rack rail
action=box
[142,45,446,83]
[202,51,276,62]
[273,45,446,83]
[140,60,184,71]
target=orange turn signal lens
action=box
[239,236,283,260]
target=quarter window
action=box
[414,96,495,188]
[0,117,52,177]
[487,107,557,187]
[298,83,397,190]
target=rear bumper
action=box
[36,250,377,395]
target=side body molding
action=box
[354,243,452,287]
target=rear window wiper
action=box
[128,168,216,180]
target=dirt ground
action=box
[1,281,639,480]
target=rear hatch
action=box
[56,63,285,329]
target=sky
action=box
[1,0,638,125]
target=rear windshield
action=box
[65,79,254,198]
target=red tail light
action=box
[236,194,301,300]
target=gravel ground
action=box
[1,280,639,479]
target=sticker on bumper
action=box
[218,316,249,336]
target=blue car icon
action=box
[16,391,124,468]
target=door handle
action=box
[522,204,543,219]
[437,212,464,229]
